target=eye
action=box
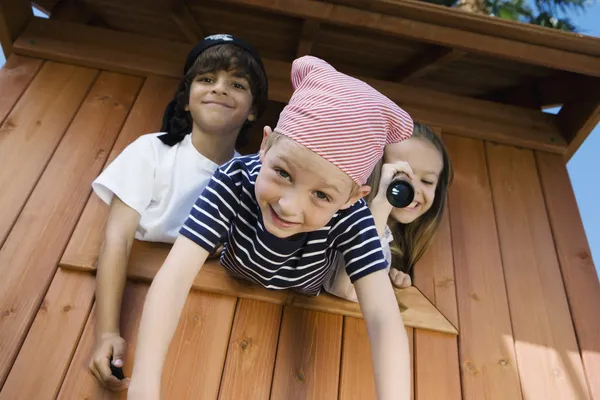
[196,76,213,83]
[314,191,331,202]
[275,168,291,181]
[232,82,247,90]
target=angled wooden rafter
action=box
[171,1,204,43]
[296,20,320,58]
[558,90,600,160]
[12,18,567,154]
[0,0,32,57]
[215,0,600,77]
[391,46,466,82]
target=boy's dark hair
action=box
[159,42,268,148]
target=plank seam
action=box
[52,276,96,399]
[482,141,526,398]
[58,76,146,264]
[267,305,286,400]
[533,151,595,399]
[337,317,347,400]
[0,57,44,127]
[0,67,100,251]
[216,296,240,400]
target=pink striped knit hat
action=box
[274,56,414,185]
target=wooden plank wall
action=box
[1,55,599,400]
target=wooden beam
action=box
[316,0,600,60]
[483,73,599,109]
[0,0,32,57]
[296,20,320,58]
[12,18,567,153]
[58,240,458,335]
[171,1,204,44]
[391,47,466,82]
[215,0,600,78]
[50,0,93,23]
[558,92,600,160]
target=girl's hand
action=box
[374,161,416,204]
[389,269,412,288]
[89,333,129,391]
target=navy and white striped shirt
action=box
[180,155,387,296]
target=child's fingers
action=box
[96,357,129,391]
[111,339,127,367]
[389,269,412,289]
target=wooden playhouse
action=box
[0,0,599,398]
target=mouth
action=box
[404,201,420,210]
[268,205,300,228]
[202,100,233,108]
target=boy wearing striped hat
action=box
[128,56,414,400]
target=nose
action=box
[211,77,229,95]
[277,191,302,218]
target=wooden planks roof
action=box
[0,0,596,156]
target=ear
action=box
[247,113,256,122]
[340,185,371,210]
[184,104,190,111]
[259,126,273,162]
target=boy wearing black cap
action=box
[88,34,268,391]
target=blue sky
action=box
[1,5,599,277]
[562,2,600,278]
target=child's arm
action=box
[127,235,209,399]
[355,269,411,400]
[89,196,140,391]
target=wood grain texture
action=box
[218,299,282,400]
[57,283,149,399]
[161,292,236,400]
[339,317,414,400]
[0,71,141,387]
[412,187,462,400]
[60,75,177,269]
[58,284,236,399]
[0,55,42,125]
[216,0,600,77]
[13,18,568,154]
[536,151,600,399]
[0,61,97,247]
[444,134,522,399]
[60,240,457,335]
[0,270,95,400]
[271,308,343,400]
[413,206,459,327]
[486,141,589,399]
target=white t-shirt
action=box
[323,225,394,302]
[92,132,239,243]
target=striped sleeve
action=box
[331,201,388,282]
[179,166,240,252]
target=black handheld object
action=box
[109,356,125,380]
[386,175,415,208]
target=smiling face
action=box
[385,137,444,224]
[186,69,255,135]
[255,133,370,238]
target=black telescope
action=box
[386,174,414,208]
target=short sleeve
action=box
[179,166,241,253]
[332,201,388,282]
[91,136,156,214]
